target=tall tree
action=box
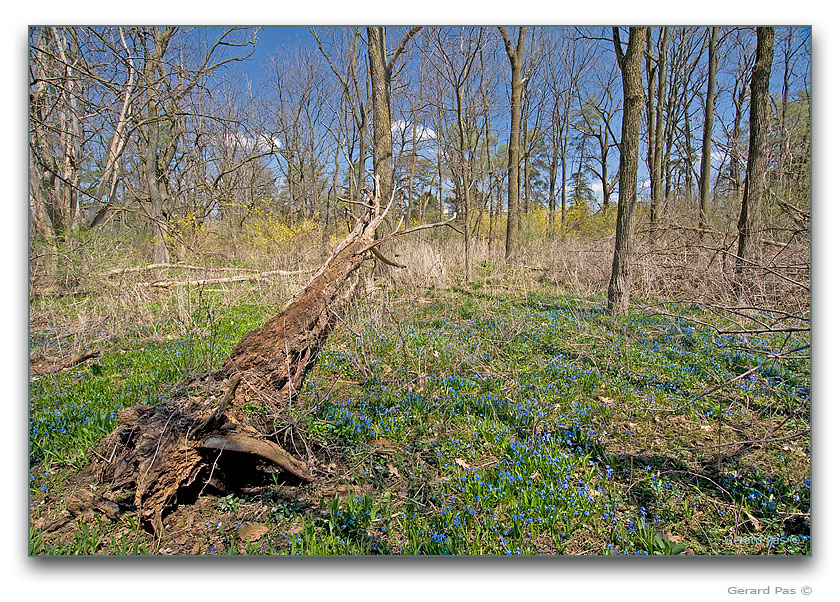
[698,26,718,228]
[607,26,647,315]
[139,26,176,263]
[367,26,422,217]
[735,27,774,293]
[722,29,754,201]
[498,27,527,259]
[645,27,669,226]
[652,28,669,225]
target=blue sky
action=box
[225,26,318,88]
[202,25,809,207]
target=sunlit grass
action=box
[29,283,810,555]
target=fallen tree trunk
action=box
[30,349,101,378]
[78,179,410,534]
[104,263,264,276]
[144,268,315,288]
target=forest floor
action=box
[28,264,811,555]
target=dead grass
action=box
[29,203,809,370]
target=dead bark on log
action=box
[104,263,263,276]
[144,269,314,288]
[30,349,101,378]
[77,177,404,534]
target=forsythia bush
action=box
[245,216,318,255]
[239,198,319,256]
[564,203,617,239]
[167,210,206,243]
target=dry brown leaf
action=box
[666,532,683,544]
[387,464,400,477]
[454,458,470,469]
[239,522,269,542]
[287,522,303,536]
[597,395,616,407]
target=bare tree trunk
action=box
[682,98,694,202]
[730,83,747,201]
[141,27,175,264]
[521,86,531,215]
[644,29,656,222]
[499,27,527,260]
[698,27,718,228]
[778,27,796,202]
[548,109,560,229]
[50,27,83,239]
[368,27,394,214]
[736,27,774,293]
[651,27,669,226]
[455,86,472,281]
[607,27,647,315]
[368,27,421,272]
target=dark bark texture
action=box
[607,27,647,315]
[736,27,774,291]
[699,27,718,228]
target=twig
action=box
[676,429,810,452]
[687,344,810,406]
[30,349,101,377]
[191,374,242,436]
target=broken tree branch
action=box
[143,268,316,288]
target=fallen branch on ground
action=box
[676,429,811,452]
[104,263,266,276]
[30,349,101,377]
[142,267,316,288]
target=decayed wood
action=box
[105,262,261,276]
[199,433,313,483]
[144,269,313,288]
[78,176,414,534]
[219,180,397,402]
[102,262,316,288]
[30,349,101,377]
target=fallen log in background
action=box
[145,268,315,288]
[30,349,101,378]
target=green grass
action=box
[29,282,810,555]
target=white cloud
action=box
[235,132,282,153]
[391,120,436,143]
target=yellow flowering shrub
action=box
[239,198,319,256]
